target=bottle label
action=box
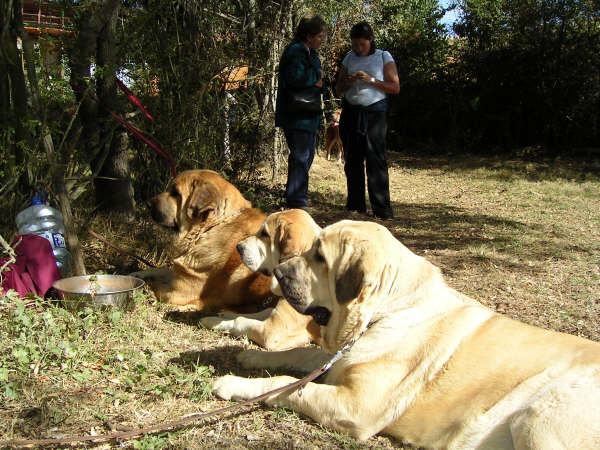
[52,232,66,248]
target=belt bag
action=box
[287,87,322,113]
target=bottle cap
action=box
[31,190,49,206]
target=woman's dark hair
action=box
[350,21,376,55]
[294,15,326,42]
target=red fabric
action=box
[116,78,155,123]
[1,235,61,298]
[69,80,177,177]
[107,109,177,177]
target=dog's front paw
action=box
[130,267,172,285]
[212,375,256,401]
[129,270,149,279]
[200,316,233,331]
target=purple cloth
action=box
[1,235,61,298]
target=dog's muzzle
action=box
[237,242,270,275]
[274,261,330,324]
[148,198,178,230]
[273,263,306,312]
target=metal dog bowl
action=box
[53,274,144,311]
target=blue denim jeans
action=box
[284,129,317,208]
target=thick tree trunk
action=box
[93,1,135,220]
[2,0,30,173]
[95,129,135,221]
[67,0,134,219]
[68,0,121,180]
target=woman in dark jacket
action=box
[275,16,326,210]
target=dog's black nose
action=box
[236,243,244,256]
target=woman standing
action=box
[275,16,326,210]
[335,21,400,220]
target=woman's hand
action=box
[348,71,371,83]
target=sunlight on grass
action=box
[1,153,598,449]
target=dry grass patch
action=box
[1,152,599,448]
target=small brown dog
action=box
[324,108,344,163]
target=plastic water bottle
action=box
[15,192,72,277]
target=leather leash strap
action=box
[1,335,359,448]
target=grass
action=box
[1,151,599,448]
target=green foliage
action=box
[2,0,600,239]
[131,433,171,450]
[0,295,77,399]
[452,0,600,149]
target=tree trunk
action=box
[16,2,87,276]
[68,0,121,181]
[93,1,135,220]
[2,0,30,174]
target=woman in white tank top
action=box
[335,22,400,220]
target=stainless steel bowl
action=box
[53,275,144,311]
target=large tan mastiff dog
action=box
[213,220,600,448]
[201,209,322,350]
[132,170,272,312]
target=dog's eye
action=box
[170,188,180,198]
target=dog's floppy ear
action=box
[275,214,315,262]
[186,180,217,221]
[334,237,372,304]
[335,259,365,304]
[275,222,296,261]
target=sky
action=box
[439,0,460,27]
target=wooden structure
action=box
[22,0,72,36]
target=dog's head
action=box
[331,108,341,123]
[274,220,436,353]
[237,209,321,295]
[148,170,251,235]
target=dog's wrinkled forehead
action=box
[316,220,395,303]
[321,220,389,254]
[170,170,219,194]
[318,222,359,259]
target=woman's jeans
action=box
[284,129,316,208]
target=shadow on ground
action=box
[386,151,600,181]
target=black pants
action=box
[340,108,393,219]
[283,129,316,208]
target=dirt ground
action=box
[1,151,599,449]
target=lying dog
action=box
[213,220,600,448]
[132,170,272,312]
[324,109,343,163]
[201,209,321,350]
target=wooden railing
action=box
[22,2,71,30]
